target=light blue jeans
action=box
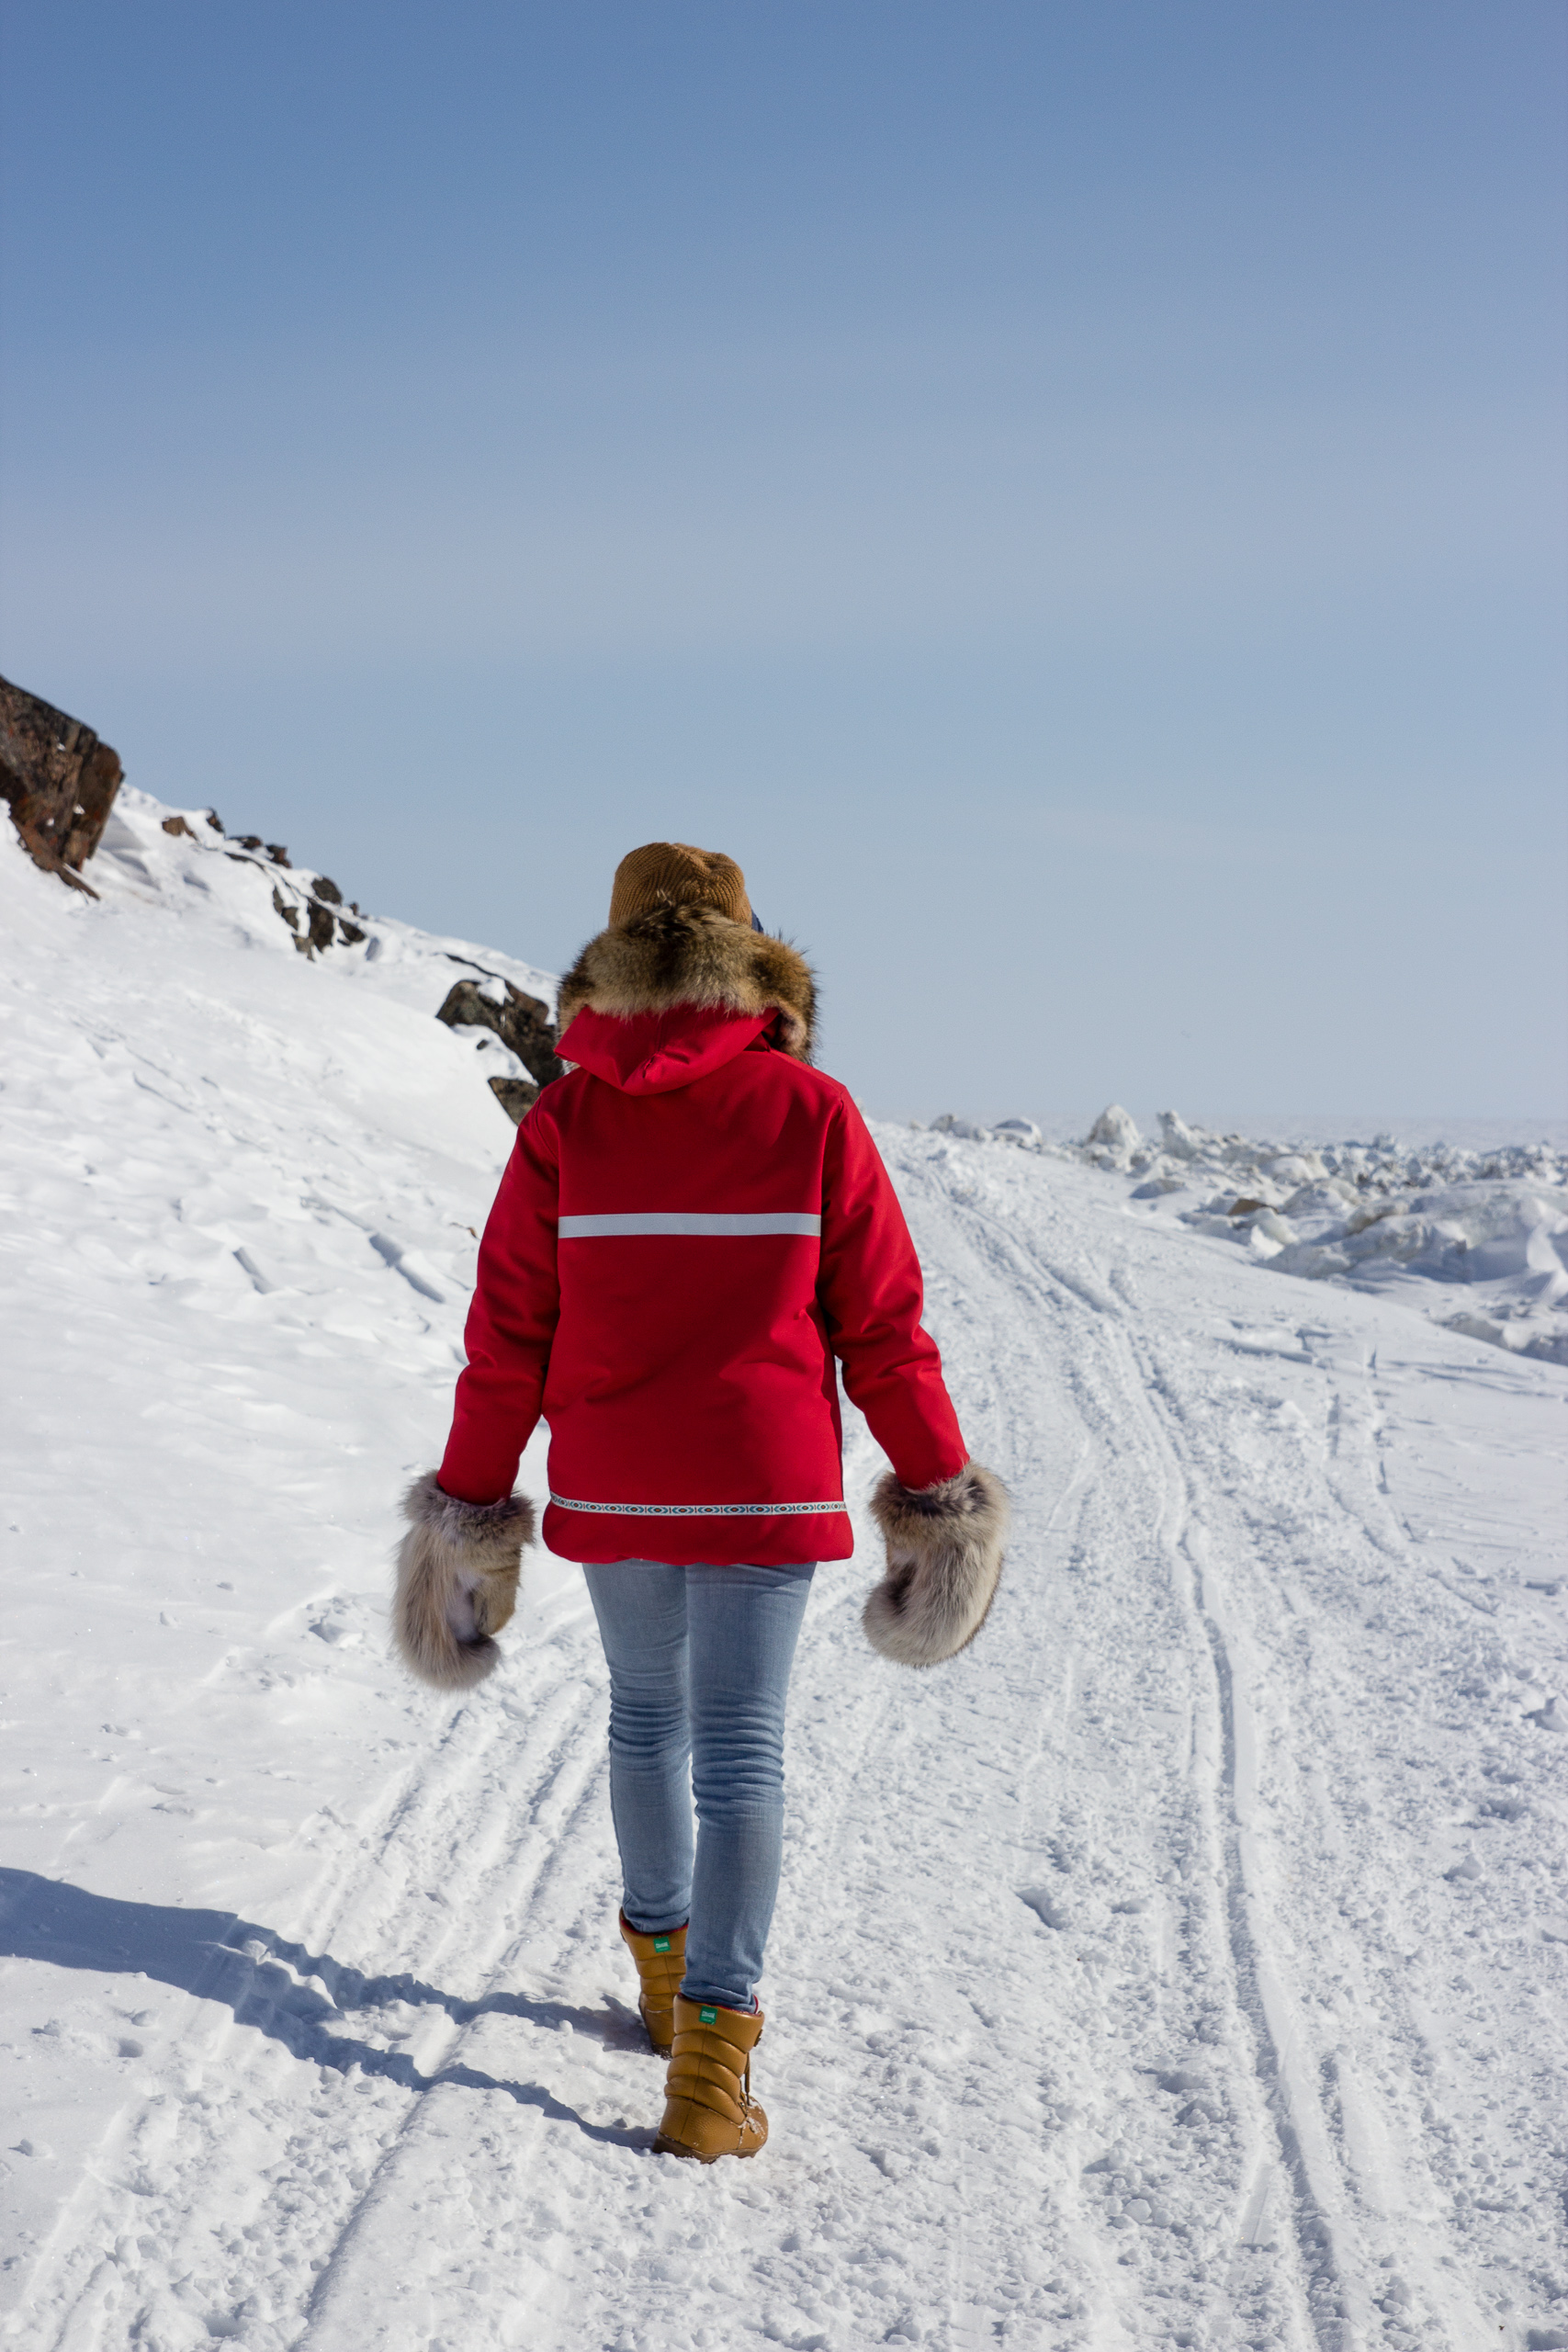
[582,1559,815,2013]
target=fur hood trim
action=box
[863,1462,1010,1667]
[557,902,816,1061]
[392,1472,535,1690]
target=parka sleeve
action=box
[437,1108,560,1505]
[817,1094,969,1492]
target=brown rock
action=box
[0,673,124,892]
[435,977,565,1093]
[488,1077,542,1122]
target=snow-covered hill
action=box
[2,794,1565,2352]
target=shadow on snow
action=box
[0,1868,651,2150]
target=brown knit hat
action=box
[608,842,752,930]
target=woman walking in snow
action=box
[392,843,1008,2161]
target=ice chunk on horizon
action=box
[1084,1104,1142,1169]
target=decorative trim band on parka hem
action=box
[548,1493,848,1519]
[558,1212,822,1238]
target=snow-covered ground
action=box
[3,792,1565,2352]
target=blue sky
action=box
[2,1,1563,1122]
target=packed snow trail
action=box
[2,805,1565,2352]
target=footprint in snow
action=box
[309,1609,360,1647]
[1156,2066,1213,2095]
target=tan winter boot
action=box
[654,1995,768,2162]
[618,1912,687,2057]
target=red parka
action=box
[437,909,967,1566]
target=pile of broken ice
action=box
[922,1104,1568,1366]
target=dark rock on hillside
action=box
[2,707,370,966]
[205,821,358,958]
[214,817,361,955]
[304,899,336,955]
[200,809,364,957]
[436,978,564,1086]
[4,708,547,1129]
[488,1077,545,1121]
[435,977,566,1123]
[0,674,124,894]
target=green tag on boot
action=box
[653,1938,671,1953]
[700,2006,716,2024]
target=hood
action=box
[556,899,816,1061]
[558,1001,774,1094]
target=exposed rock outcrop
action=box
[174,806,367,957]
[435,977,565,1124]
[0,674,124,894]
[487,1078,545,1122]
[9,725,550,1129]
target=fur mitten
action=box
[392,1472,536,1690]
[863,1462,1010,1667]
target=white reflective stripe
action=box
[550,1493,847,1519]
[558,1212,821,1238]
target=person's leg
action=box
[682,1563,815,2011]
[582,1561,693,1934]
